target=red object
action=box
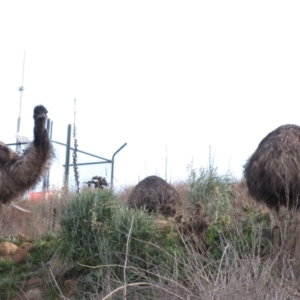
[29,191,52,202]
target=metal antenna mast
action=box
[16,50,26,153]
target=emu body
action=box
[128,175,181,217]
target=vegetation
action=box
[186,162,270,260]
[57,189,184,298]
[0,232,57,299]
[1,163,300,299]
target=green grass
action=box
[0,257,15,272]
[57,189,186,298]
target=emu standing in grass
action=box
[0,105,53,204]
[128,175,181,217]
[244,124,300,249]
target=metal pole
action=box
[110,143,127,190]
[52,140,111,162]
[46,118,51,132]
[64,124,72,191]
[43,118,52,190]
[50,121,53,140]
[47,119,52,190]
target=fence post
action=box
[111,143,127,190]
[63,124,72,192]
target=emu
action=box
[128,175,181,217]
[244,124,300,249]
[0,105,53,204]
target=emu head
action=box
[33,105,48,121]
[33,105,48,129]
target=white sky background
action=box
[1,1,300,190]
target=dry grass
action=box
[0,189,67,239]
[115,184,135,203]
[170,180,300,300]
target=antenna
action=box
[16,51,26,153]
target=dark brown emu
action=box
[244,124,300,248]
[0,105,53,204]
[128,175,181,217]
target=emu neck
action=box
[33,119,47,147]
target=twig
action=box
[124,216,134,299]
[73,98,80,194]
[48,265,69,300]
[176,228,214,286]
[77,262,193,296]
[11,203,30,213]
[215,243,229,286]
[102,282,185,300]
[130,232,214,286]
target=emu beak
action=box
[37,113,47,120]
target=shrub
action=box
[57,190,185,297]
[185,160,272,260]
[186,161,234,218]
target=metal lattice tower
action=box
[16,51,26,154]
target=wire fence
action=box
[6,127,127,194]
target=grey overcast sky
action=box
[1,1,300,190]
